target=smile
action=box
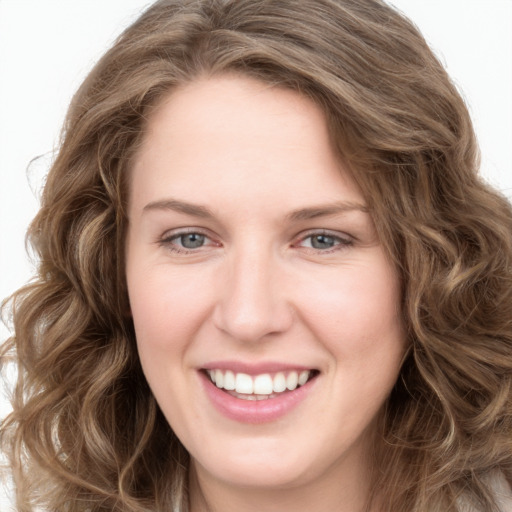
[206,369,315,399]
[200,365,319,423]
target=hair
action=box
[1,0,511,510]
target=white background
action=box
[1,1,511,508]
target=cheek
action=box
[126,268,210,402]
[295,259,404,356]
[127,264,215,351]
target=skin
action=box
[125,75,406,512]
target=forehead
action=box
[139,75,332,164]
[130,75,365,213]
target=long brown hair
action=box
[2,1,511,510]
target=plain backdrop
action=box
[1,0,511,508]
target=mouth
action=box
[203,368,319,401]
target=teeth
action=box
[214,369,224,389]
[207,369,313,396]
[286,372,298,390]
[235,373,253,394]
[254,374,273,394]
[298,370,309,386]
[223,370,235,390]
[272,372,287,393]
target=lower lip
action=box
[200,372,316,424]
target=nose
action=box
[212,245,293,343]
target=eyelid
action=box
[156,227,354,254]
[159,226,209,241]
[292,229,354,251]
[157,227,220,252]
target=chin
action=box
[189,433,341,491]
[197,456,312,490]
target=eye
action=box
[306,234,338,250]
[295,231,353,252]
[174,232,206,249]
[159,229,218,253]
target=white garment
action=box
[458,473,512,512]
[492,472,512,512]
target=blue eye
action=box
[309,234,337,249]
[175,233,206,249]
[298,232,352,251]
[159,231,213,253]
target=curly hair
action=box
[2,0,511,510]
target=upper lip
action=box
[201,361,317,375]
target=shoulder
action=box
[458,472,512,512]
[491,472,512,512]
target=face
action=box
[126,75,405,502]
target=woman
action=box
[1,0,511,510]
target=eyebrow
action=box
[286,202,369,222]
[143,199,215,218]
[142,198,369,220]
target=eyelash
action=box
[158,229,353,254]
[293,230,353,253]
[158,229,218,254]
